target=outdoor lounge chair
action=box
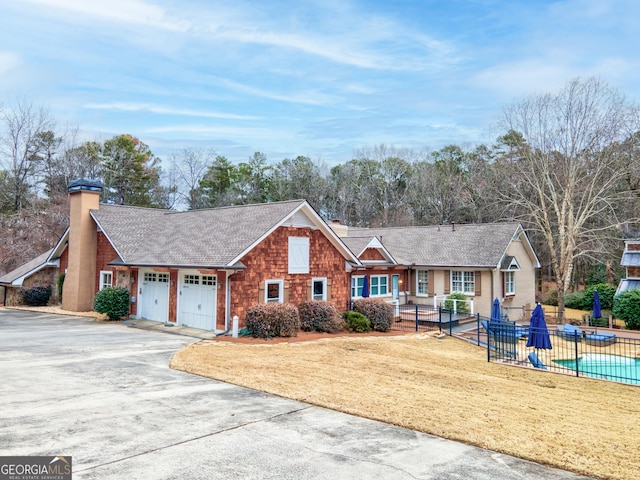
[528,351,547,370]
[585,333,617,346]
[556,323,592,341]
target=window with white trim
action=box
[312,278,327,301]
[99,271,113,290]
[370,275,388,296]
[504,271,515,296]
[265,279,284,303]
[288,236,310,274]
[351,276,364,298]
[451,271,475,294]
[417,270,429,296]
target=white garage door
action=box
[178,273,217,331]
[140,271,169,323]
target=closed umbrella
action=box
[526,304,552,350]
[491,298,502,322]
[592,289,602,320]
[361,274,370,298]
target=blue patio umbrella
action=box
[361,274,370,298]
[491,298,502,321]
[593,289,602,319]
[526,303,552,350]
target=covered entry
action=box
[139,270,169,323]
[178,272,217,331]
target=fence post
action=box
[415,304,419,332]
[438,307,442,333]
[574,333,580,377]
[477,313,480,346]
[449,308,453,336]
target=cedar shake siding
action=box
[231,226,349,324]
[360,248,386,261]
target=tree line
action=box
[2,78,639,319]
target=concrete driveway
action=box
[0,309,592,479]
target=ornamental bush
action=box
[57,273,65,303]
[353,298,392,332]
[245,303,300,338]
[613,290,640,330]
[94,286,130,321]
[298,301,345,333]
[581,283,616,311]
[22,286,52,306]
[444,292,469,314]
[564,291,584,310]
[342,310,371,333]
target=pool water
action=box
[554,354,640,385]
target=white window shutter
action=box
[288,237,310,274]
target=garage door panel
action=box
[179,273,217,331]
[140,271,169,322]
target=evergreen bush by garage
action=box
[21,286,52,306]
[353,298,392,332]
[613,289,640,330]
[298,300,345,333]
[94,286,130,321]
[246,303,300,338]
[342,311,371,332]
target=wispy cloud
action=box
[84,102,261,120]
[22,0,189,31]
[0,52,20,76]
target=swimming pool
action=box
[554,354,640,385]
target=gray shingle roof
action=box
[0,249,54,285]
[91,200,307,267]
[341,236,378,257]
[348,223,522,268]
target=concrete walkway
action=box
[0,309,592,479]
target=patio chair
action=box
[528,351,547,370]
[585,333,617,346]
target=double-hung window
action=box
[417,270,429,296]
[99,270,113,290]
[504,271,516,296]
[451,271,475,294]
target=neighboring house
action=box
[336,222,540,320]
[616,239,640,295]
[0,249,58,306]
[3,179,540,329]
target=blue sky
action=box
[1,0,638,167]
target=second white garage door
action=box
[178,273,217,331]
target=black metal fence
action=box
[484,320,640,385]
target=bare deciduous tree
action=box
[500,78,640,320]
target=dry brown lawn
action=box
[171,332,640,480]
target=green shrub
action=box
[581,283,616,311]
[543,289,558,306]
[298,301,345,333]
[94,286,130,321]
[57,273,65,302]
[443,292,469,314]
[342,310,371,333]
[245,303,300,338]
[21,286,52,306]
[353,298,392,332]
[564,291,584,310]
[613,290,640,330]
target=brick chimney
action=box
[62,179,103,312]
